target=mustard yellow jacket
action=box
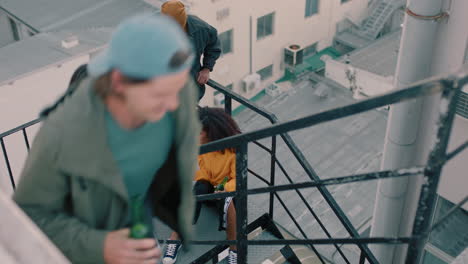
[195,149,236,192]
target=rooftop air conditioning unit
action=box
[265,83,281,97]
[241,73,261,94]
[213,92,225,106]
[61,35,79,49]
[284,44,304,67]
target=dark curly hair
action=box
[198,107,241,153]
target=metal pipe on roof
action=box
[370,0,468,262]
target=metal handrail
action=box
[0,118,42,139]
[201,78,453,154]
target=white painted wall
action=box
[0,12,16,47]
[0,55,89,195]
[187,0,370,107]
[325,59,394,96]
[0,191,71,263]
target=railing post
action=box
[269,136,276,218]
[224,94,232,116]
[359,251,366,264]
[22,128,30,151]
[405,80,462,263]
[1,138,15,189]
[236,143,248,263]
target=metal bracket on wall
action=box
[405,7,449,21]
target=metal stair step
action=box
[153,208,302,264]
[152,206,227,264]
[216,230,285,264]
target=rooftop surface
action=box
[337,29,468,78]
[0,28,111,85]
[0,0,156,31]
[340,30,401,77]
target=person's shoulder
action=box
[43,78,99,142]
[188,15,215,31]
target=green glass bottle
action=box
[129,195,150,239]
[215,176,229,191]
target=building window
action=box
[257,13,275,40]
[219,29,233,55]
[341,0,351,3]
[8,17,20,41]
[305,0,319,17]
[304,43,318,57]
[257,65,273,81]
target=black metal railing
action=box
[1,71,468,263]
[206,79,374,263]
[0,118,41,189]
[200,73,468,263]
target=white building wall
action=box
[0,55,89,195]
[325,59,394,96]
[189,0,370,107]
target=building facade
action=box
[184,0,371,107]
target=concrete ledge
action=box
[0,192,70,264]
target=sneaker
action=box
[162,244,182,264]
[228,250,237,264]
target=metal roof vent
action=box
[61,36,79,49]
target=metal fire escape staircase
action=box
[335,0,403,49]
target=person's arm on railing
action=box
[201,26,221,74]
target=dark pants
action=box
[193,180,235,231]
[192,180,214,224]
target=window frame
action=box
[219,29,234,55]
[257,12,275,40]
[257,64,274,81]
[305,0,319,18]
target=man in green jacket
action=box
[13,14,201,264]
